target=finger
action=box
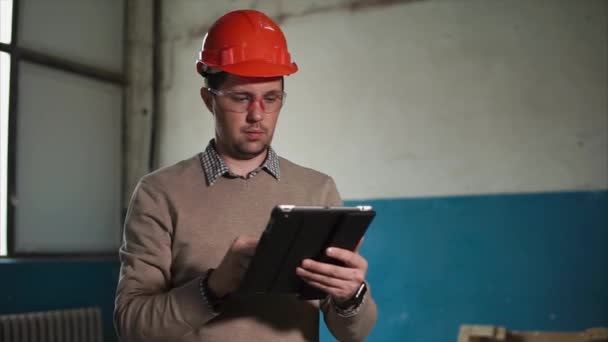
[297,267,343,290]
[296,266,353,288]
[244,236,260,246]
[299,277,352,301]
[233,236,260,253]
[234,235,260,245]
[301,259,353,280]
[241,237,260,249]
[300,259,364,283]
[326,247,367,269]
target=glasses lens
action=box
[214,90,285,113]
[224,93,251,112]
[261,92,284,113]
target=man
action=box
[114,9,377,342]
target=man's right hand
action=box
[208,235,259,298]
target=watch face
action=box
[340,282,367,309]
[355,282,367,300]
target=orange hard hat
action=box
[196,10,298,77]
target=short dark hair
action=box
[203,72,284,90]
[203,71,228,90]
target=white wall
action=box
[157,0,608,200]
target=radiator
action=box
[0,307,103,342]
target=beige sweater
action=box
[114,155,377,342]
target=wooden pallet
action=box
[458,325,608,342]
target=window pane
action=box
[0,52,9,256]
[18,0,124,72]
[15,62,122,253]
[0,0,12,44]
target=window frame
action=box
[0,0,129,258]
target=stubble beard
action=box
[234,142,269,160]
[232,133,273,160]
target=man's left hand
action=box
[296,240,367,303]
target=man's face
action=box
[202,74,283,160]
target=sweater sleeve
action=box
[319,177,378,342]
[114,179,217,342]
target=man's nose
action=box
[246,99,264,122]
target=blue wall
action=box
[0,258,120,341]
[322,190,608,341]
[1,190,606,342]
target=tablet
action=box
[238,205,376,300]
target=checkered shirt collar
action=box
[199,140,280,186]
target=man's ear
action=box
[200,87,214,114]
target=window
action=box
[0,50,9,256]
[1,0,14,256]
[0,0,126,256]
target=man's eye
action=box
[264,94,283,102]
[230,95,250,102]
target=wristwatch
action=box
[334,282,367,312]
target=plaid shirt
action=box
[198,139,280,186]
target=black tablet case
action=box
[239,205,376,300]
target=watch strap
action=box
[332,282,367,317]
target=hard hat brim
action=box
[220,60,298,77]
